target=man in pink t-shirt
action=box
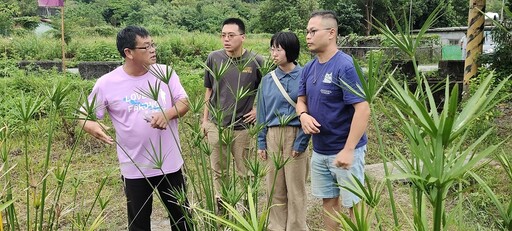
[80,26,191,231]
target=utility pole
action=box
[463,0,486,90]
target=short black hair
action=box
[270,32,300,63]
[310,10,339,26]
[222,18,246,34]
[116,26,150,58]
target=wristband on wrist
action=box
[298,111,308,118]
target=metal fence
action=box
[338,46,442,64]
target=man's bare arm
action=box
[297,96,321,134]
[333,101,370,169]
[78,118,114,144]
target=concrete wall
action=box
[78,61,122,79]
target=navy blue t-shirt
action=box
[298,51,368,155]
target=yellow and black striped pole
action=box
[464,0,486,88]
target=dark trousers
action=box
[123,169,191,231]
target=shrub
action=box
[143,24,174,36]
[8,34,62,60]
[0,53,24,78]
[0,70,94,126]
[155,33,219,68]
[73,39,120,62]
[177,67,204,100]
[481,20,512,81]
[13,16,40,30]
[1,31,272,65]
[81,26,119,37]
[0,9,15,36]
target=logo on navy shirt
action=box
[322,72,333,84]
[320,89,332,95]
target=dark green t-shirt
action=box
[204,49,264,129]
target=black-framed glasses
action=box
[220,33,244,40]
[133,43,157,51]
[269,47,284,53]
[305,28,332,37]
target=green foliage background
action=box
[4,0,508,37]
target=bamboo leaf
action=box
[194,207,246,231]
[387,76,436,135]
[449,141,502,179]
[386,173,427,182]
[497,152,512,181]
[219,200,253,230]
[0,199,14,212]
[413,3,445,51]
[247,187,259,230]
[441,81,459,144]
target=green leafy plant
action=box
[385,72,510,231]
[195,186,271,231]
[372,3,444,85]
[335,3,512,231]
[36,81,73,230]
[339,174,386,231]
[1,124,19,231]
[326,201,372,231]
[12,92,44,230]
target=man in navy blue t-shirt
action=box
[297,10,371,231]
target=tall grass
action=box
[469,152,512,230]
[0,72,112,230]
[1,124,18,231]
[13,92,44,230]
[4,34,62,60]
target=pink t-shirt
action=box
[88,64,187,179]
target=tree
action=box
[346,0,385,35]
[486,0,505,12]
[452,0,470,26]
[97,0,147,27]
[256,0,318,33]
[4,0,37,17]
[168,0,255,33]
[365,0,466,34]
[65,1,108,27]
[482,0,512,79]
[411,0,461,28]
[362,0,375,35]
[319,0,364,35]
[0,3,18,36]
[0,0,38,36]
